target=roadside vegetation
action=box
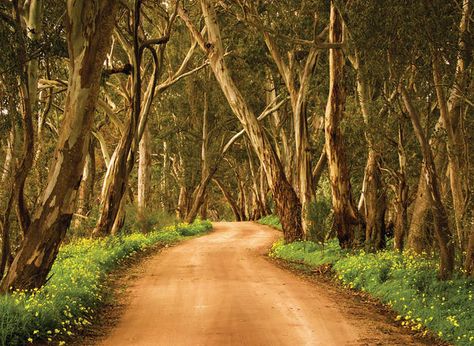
[0,220,212,346]
[258,215,282,231]
[0,1,473,344]
[266,216,473,346]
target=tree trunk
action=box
[200,196,208,220]
[259,164,271,216]
[138,123,152,224]
[0,131,15,277]
[214,178,241,221]
[353,53,386,251]
[177,186,189,219]
[181,1,303,242]
[465,222,474,277]
[184,92,216,223]
[263,32,318,238]
[394,125,409,251]
[401,88,454,279]
[432,52,467,249]
[408,116,447,253]
[161,140,171,211]
[324,1,360,249]
[13,0,43,236]
[407,0,470,254]
[362,150,386,251]
[0,0,117,292]
[184,172,215,223]
[75,139,96,226]
[237,177,248,221]
[0,193,14,279]
[94,0,163,236]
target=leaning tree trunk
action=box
[94,0,164,236]
[185,171,216,223]
[13,0,43,236]
[408,116,447,253]
[214,178,242,221]
[324,1,360,249]
[401,88,454,280]
[0,0,117,292]
[429,0,472,254]
[263,34,318,238]
[432,51,468,249]
[181,1,303,242]
[75,139,96,227]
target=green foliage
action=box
[271,240,474,345]
[306,198,333,244]
[0,220,212,346]
[271,239,344,267]
[258,215,282,231]
[122,206,178,234]
[68,207,100,239]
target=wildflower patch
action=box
[0,220,212,346]
[271,239,473,346]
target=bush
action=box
[0,219,212,345]
[258,215,282,230]
[271,238,474,346]
[122,206,178,234]
[306,198,333,244]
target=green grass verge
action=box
[0,219,212,346]
[261,215,473,346]
[270,238,474,346]
[257,215,282,230]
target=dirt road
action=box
[98,222,429,346]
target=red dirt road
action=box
[98,222,429,346]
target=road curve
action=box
[98,222,426,346]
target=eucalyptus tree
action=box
[93,0,176,236]
[1,0,117,291]
[220,0,330,237]
[179,0,304,242]
[323,1,363,248]
[93,0,213,236]
[343,0,473,277]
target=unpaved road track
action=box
[98,222,429,346]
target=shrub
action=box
[122,206,178,234]
[305,198,333,244]
[258,215,282,230]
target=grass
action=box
[0,219,212,346]
[265,217,473,346]
[257,215,282,230]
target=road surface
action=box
[98,222,428,346]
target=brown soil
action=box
[83,222,443,345]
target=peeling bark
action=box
[352,53,386,251]
[75,139,96,227]
[181,1,303,242]
[0,0,117,292]
[324,2,361,249]
[401,87,454,279]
